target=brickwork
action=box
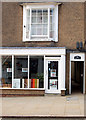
[65,53,70,94]
[0,89,45,97]
[85,53,86,94]
[2,2,85,49]
[58,2,84,49]
[2,2,24,47]
[84,2,86,43]
[1,2,86,95]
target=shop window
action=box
[0,55,44,89]
[14,56,28,88]
[29,56,44,88]
[1,56,12,88]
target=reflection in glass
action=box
[31,9,48,36]
[37,10,42,16]
[1,56,12,88]
[37,17,42,23]
[43,10,48,15]
[29,56,44,88]
[43,27,47,35]
[27,9,30,16]
[43,16,48,23]
[14,56,28,88]
[32,10,36,16]
[50,9,53,15]
[48,61,58,90]
[32,17,36,23]
[26,9,30,39]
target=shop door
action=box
[45,60,59,93]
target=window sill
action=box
[0,88,45,90]
[23,38,55,42]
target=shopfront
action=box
[0,47,66,95]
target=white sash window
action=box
[23,5,58,42]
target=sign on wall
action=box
[74,56,81,59]
[70,53,85,61]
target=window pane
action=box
[50,16,53,24]
[48,61,58,90]
[1,56,12,88]
[37,17,42,23]
[43,25,47,35]
[43,28,47,35]
[14,56,28,88]
[49,8,54,38]
[31,25,37,35]
[50,24,54,31]
[31,9,48,36]
[26,24,30,38]
[32,10,36,17]
[50,31,54,38]
[31,28,36,35]
[43,16,48,23]
[43,24,47,28]
[50,9,54,15]
[27,9,30,17]
[36,25,42,35]
[43,9,48,16]
[32,17,36,23]
[26,11,30,39]
[43,10,48,23]
[26,17,30,24]
[29,56,44,88]
[37,10,42,17]
[37,28,42,35]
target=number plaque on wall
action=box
[74,56,81,59]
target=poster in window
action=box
[50,79,57,90]
[7,68,12,72]
[13,79,20,88]
[22,68,28,72]
[50,69,56,77]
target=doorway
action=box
[45,58,59,93]
[71,61,84,93]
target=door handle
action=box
[81,74,83,77]
[46,70,47,75]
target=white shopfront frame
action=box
[0,47,66,93]
[69,53,85,94]
[45,58,60,93]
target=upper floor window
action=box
[23,5,58,42]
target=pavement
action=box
[0,93,84,117]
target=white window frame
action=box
[23,5,58,42]
[0,48,66,92]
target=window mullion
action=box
[36,10,37,35]
[0,56,2,86]
[42,9,43,35]
[29,8,31,40]
[28,55,29,88]
[12,55,14,88]
[48,8,50,39]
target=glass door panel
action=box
[48,61,58,90]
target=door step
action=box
[45,93,59,96]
